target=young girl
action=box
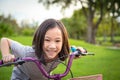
[0,19,86,80]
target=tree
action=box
[107,0,120,42]
[0,14,19,37]
[38,0,120,44]
[62,9,86,40]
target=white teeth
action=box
[47,49,56,52]
[46,50,55,53]
[48,51,55,53]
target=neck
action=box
[44,55,58,63]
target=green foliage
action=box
[97,15,120,43]
[20,20,38,36]
[21,28,34,36]
[97,16,111,37]
[0,14,19,37]
[96,36,120,47]
[0,14,37,37]
[39,0,120,44]
[62,9,86,40]
[0,23,12,37]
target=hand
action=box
[71,46,87,53]
[71,46,87,58]
[2,54,15,63]
[77,47,87,53]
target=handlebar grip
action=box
[0,58,25,67]
[0,60,3,65]
[71,46,77,52]
[71,46,86,56]
[76,49,86,56]
[71,46,94,56]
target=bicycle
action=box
[0,47,102,80]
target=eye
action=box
[45,39,50,42]
[56,40,61,42]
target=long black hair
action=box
[32,19,70,61]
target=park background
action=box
[0,0,120,80]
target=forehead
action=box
[45,27,62,38]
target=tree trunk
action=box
[86,11,96,44]
[80,0,103,44]
[86,24,96,44]
[110,17,114,42]
[103,32,107,42]
[86,22,92,43]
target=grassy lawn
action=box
[0,36,120,80]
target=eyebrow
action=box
[45,36,62,39]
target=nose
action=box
[49,42,56,49]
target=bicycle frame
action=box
[0,48,94,80]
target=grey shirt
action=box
[10,41,60,80]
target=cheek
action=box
[43,42,47,50]
[58,42,63,51]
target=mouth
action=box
[45,50,57,59]
[47,50,57,54]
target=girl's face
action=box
[43,27,63,60]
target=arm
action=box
[0,38,15,63]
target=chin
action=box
[47,55,58,59]
[48,56,55,59]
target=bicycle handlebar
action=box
[0,48,94,80]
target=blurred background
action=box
[0,0,120,45]
[0,0,120,80]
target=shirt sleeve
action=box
[10,40,34,58]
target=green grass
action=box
[0,36,32,80]
[52,39,120,80]
[0,36,120,80]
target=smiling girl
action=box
[0,19,86,80]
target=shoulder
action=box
[25,46,36,57]
[9,39,35,57]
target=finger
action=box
[10,55,15,62]
[77,47,86,52]
[7,55,15,62]
[2,56,9,63]
[2,55,15,63]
